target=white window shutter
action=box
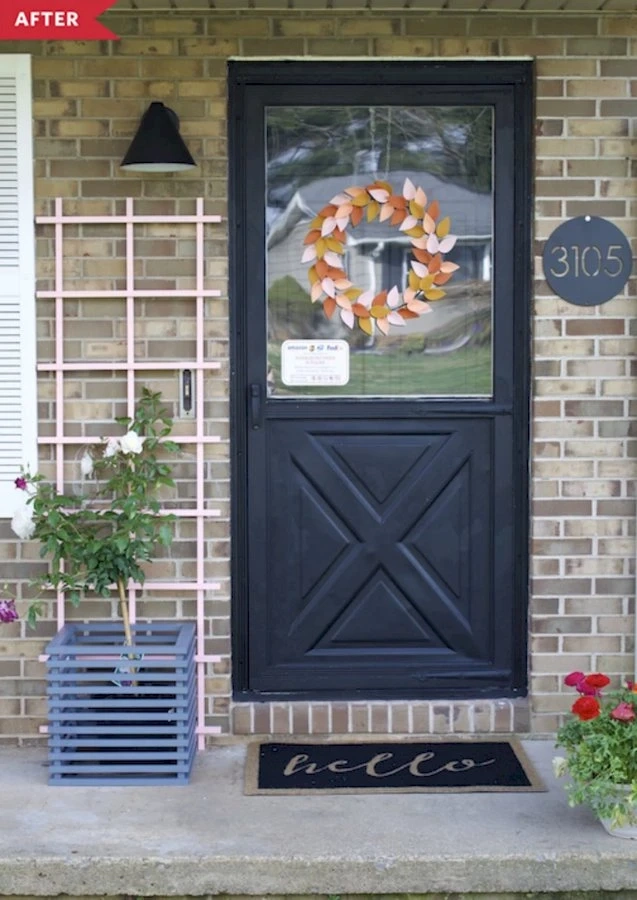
[0,56,36,517]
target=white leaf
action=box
[335,295,352,310]
[324,251,344,268]
[368,188,389,203]
[410,237,428,250]
[330,193,351,205]
[335,216,350,232]
[438,235,457,254]
[402,178,416,200]
[387,286,401,308]
[387,311,405,326]
[427,234,440,254]
[415,187,427,207]
[411,261,429,278]
[321,277,336,298]
[340,308,355,329]
[376,318,390,335]
[321,216,337,237]
[311,281,324,302]
[399,215,418,232]
[301,245,317,264]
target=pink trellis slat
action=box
[35,197,225,744]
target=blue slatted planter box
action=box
[45,621,196,786]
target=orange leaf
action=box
[358,317,374,336]
[428,199,440,221]
[350,205,364,227]
[323,297,337,318]
[351,303,371,318]
[331,228,347,243]
[434,272,453,286]
[373,290,388,307]
[304,229,321,245]
[366,200,380,222]
[390,208,406,226]
[428,253,442,274]
[413,249,432,265]
[318,204,337,218]
[315,259,329,279]
[398,308,419,320]
[389,194,407,209]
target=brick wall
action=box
[0,9,635,742]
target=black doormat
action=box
[245,738,545,794]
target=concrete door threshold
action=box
[0,739,635,896]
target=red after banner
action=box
[0,1,119,40]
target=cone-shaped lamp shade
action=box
[120,102,197,172]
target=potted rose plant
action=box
[7,388,198,786]
[554,670,637,839]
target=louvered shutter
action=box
[0,56,36,516]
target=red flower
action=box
[583,673,611,690]
[611,702,635,722]
[564,671,585,687]
[572,696,601,721]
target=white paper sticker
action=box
[281,340,350,386]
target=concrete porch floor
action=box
[1,739,636,897]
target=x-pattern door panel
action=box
[250,419,502,692]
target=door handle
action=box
[249,383,263,430]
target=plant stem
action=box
[117,577,133,647]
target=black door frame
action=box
[229,60,533,701]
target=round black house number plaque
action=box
[542,216,632,306]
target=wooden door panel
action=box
[250,419,504,693]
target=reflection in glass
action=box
[266,106,493,398]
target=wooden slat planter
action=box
[46,622,196,786]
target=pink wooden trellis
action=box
[36,197,224,748]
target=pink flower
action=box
[14,476,27,491]
[611,702,635,722]
[576,680,600,696]
[564,671,585,687]
[0,599,18,624]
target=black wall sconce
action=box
[120,102,197,173]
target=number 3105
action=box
[549,244,624,279]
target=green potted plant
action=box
[8,388,197,786]
[553,670,637,839]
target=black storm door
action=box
[230,61,532,700]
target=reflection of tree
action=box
[266,106,492,208]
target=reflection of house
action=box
[266,169,492,296]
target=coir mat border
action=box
[244,736,546,795]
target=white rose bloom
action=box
[119,430,144,455]
[80,452,94,477]
[552,756,568,778]
[103,437,120,458]
[11,502,35,540]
